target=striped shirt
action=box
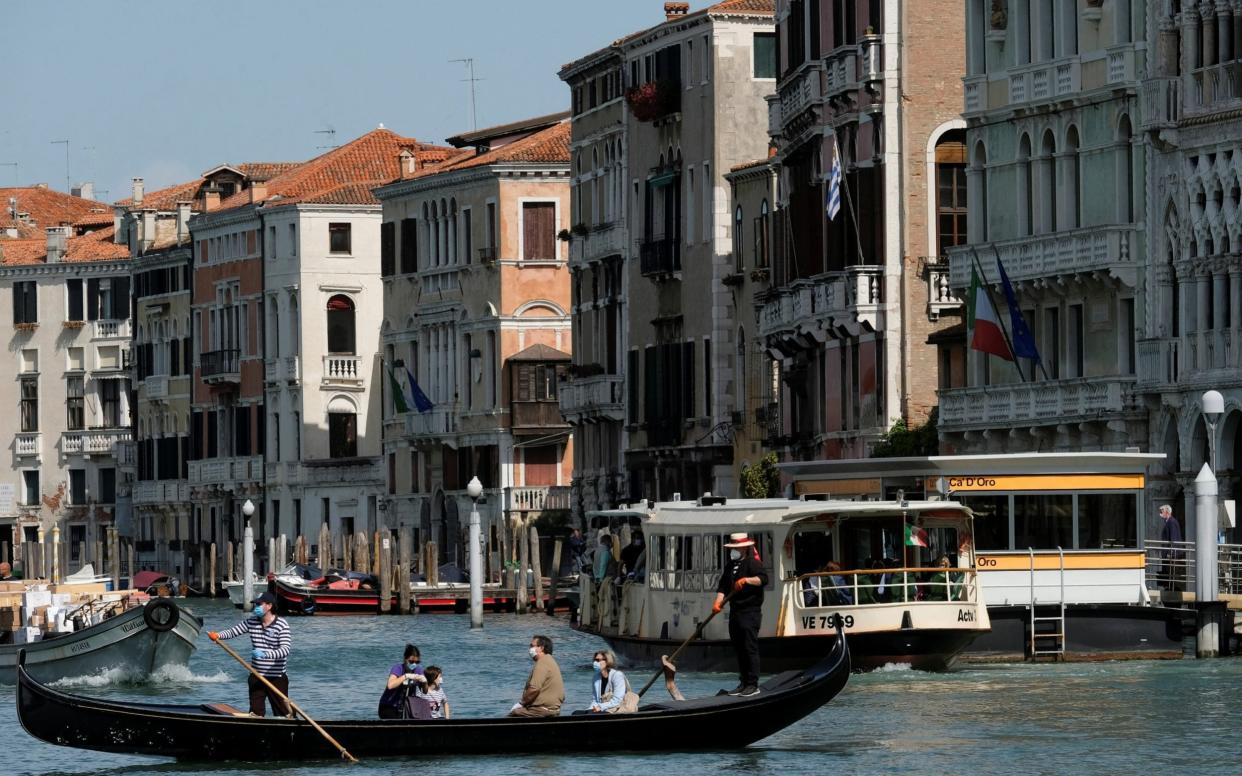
[218,616,292,677]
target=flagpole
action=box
[970,248,1027,383]
[990,246,1052,382]
[830,132,867,268]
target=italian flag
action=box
[967,266,1013,361]
[905,523,929,548]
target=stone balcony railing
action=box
[62,428,131,456]
[1140,329,1242,388]
[1105,44,1136,85]
[407,407,457,438]
[948,225,1137,290]
[133,480,188,505]
[766,94,782,138]
[759,266,884,341]
[938,376,1137,431]
[188,456,263,486]
[963,74,985,116]
[323,354,362,386]
[114,438,137,468]
[93,319,131,340]
[505,485,571,513]
[922,258,961,320]
[1190,62,1242,109]
[823,47,858,98]
[1140,77,1181,131]
[778,59,825,133]
[1007,56,1080,107]
[144,374,168,400]
[570,221,626,265]
[15,432,39,457]
[1136,338,1178,390]
[560,373,625,421]
[266,355,302,383]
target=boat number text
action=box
[69,640,92,654]
[122,619,143,633]
[801,614,853,630]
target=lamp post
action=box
[467,476,484,629]
[242,499,256,608]
[1196,390,1224,658]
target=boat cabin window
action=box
[964,495,1009,551]
[648,531,773,591]
[792,529,834,577]
[956,490,1140,550]
[1077,493,1137,548]
[1014,494,1073,549]
[840,521,902,570]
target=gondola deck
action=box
[15,628,849,761]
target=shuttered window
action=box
[13,281,37,324]
[628,350,640,422]
[66,279,84,321]
[400,218,418,273]
[522,202,556,261]
[380,222,395,277]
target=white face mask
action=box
[593,660,605,671]
[529,646,539,659]
[729,549,743,561]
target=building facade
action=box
[376,115,572,572]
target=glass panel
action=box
[960,495,1010,551]
[649,535,666,590]
[1013,494,1074,549]
[1077,492,1138,548]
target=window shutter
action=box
[112,276,130,319]
[628,350,640,421]
[400,218,418,273]
[380,222,395,277]
[67,279,83,321]
[516,364,533,401]
[87,279,100,321]
[11,285,20,325]
[684,341,696,420]
[643,347,657,427]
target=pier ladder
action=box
[1028,546,1066,660]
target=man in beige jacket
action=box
[508,634,564,717]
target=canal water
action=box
[4,599,1240,775]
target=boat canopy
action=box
[590,499,971,531]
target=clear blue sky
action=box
[0,0,663,203]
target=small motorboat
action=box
[15,629,848,761]
[273,569,396,615]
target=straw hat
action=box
[723,532,755,548]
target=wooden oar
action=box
[637,588,739,699]
[211,635,359,764]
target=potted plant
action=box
[571,222,590,237]
[557,228,572,242]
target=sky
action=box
[0,0,662,204]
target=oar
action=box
[637,588,739,699]
[211,635,359,764]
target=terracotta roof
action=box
[446,111,571,149]
[0,226,129,266]
[0,186,114,236]
[216,129,453,211]
[507,343,571,362]
[115,162,302,210]
[236,162,300,180]
[612,0,773,47]
[410,121,570,179]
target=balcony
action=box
[92,319,131,340]
[1007,57,1080,107]
[560,373,625,422]
[859,34,882,83]
[144,374,168,400]
[188,455,263,486]
[1140,77,1181,131]
[759,266,884,344]
[323,354,362,387]
[505,485,571,514]
[766,94,781,138]
[639,237,680,277]
[408,408,457,438]
[948,225,1137,290]
[200,349,240,383]
[570,221,626,265]
[923,258,961,320]
[1105,44,1135,85]
[625,79,681,123]
[963,74,985,116]
[1189,62,1242,109]
[1137,338,1178,390]
[114,438,137,468]
[511,400,569,432]
[62,428,131,457]
[823,47,859,98]
[300,457,385,485]
[15,432,39,458]
[133,480,188,506]
[938,376,1138,431]
[777,59,825,139]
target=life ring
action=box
[143,598,180,632]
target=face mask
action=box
[593,660,605,671]
[729,549,742,561]
[252,605,265,618]
[529,647,538,659]
[406,659,419,668]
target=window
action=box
[400,218,418,273]
[67,376,84,430]
[69,469,86,505]
[1069,304,1084,378]
[1078,493,1137,549]
[289,223,297,256]
[521,202,556,261]
[329,412,358,458]
[461,209,472,265]
[380,221,395,277]
[1014,494,1073,549]
[20,377,37,432]
[1120,298,1136,375]
[755,200,770,268]
[13,281,37,324]
[326,295,356,354]
[1043,308,1060,379]
[99,467,116,504]
[935,131,968,253]
[67,347,84,371]
[100,379,120,427]
[329,222,351,254]
[753,32,776,78]
[66,279,84,321]
[22,470,40,506]
[733,206,744,271]
[959,495,1011,550]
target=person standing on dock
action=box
[713,533,768,697]
[1159,504,1184,590]
[208,592,293,717]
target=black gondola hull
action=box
[15,632,849,761]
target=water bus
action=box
[576,496,990,671]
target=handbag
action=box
[606,674,641,714]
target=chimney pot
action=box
[203,189,221,212]
[176,201,192,242]
[249,182,268,204]
[45,226,69,263]
[131,177,144,205]
[665,2,689,21]
[399,149,417,178]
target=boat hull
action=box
[0,599,202,684]
[962,603,1185,662]
[590,627,975,672]
[15,630,850,761]
[273,580,395,615]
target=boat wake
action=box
[49,664,230,688]
[873,662,914,673]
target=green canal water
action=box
[4,599,1239,775]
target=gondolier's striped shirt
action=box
[218,616,292,677]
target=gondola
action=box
[15,629,849,761]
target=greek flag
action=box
[825,145,842,221]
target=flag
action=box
[905,522,929,548]
[997,256,1040,364]
[407,366,433,413]
[967,265,1013,361]
[825,138,842,221]
[387,367,411,414]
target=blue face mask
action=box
[252,605,265,618]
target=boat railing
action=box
[1144,540,1242,594]
[792,567,978,609]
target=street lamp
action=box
[242,499,256,609]
[1196,390,1224,657]
[467,476,484,629]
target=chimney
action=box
[249,181,268,204]
[113,206,124,244]
[72,182,94,200]
[664,2,689,21]
[203,188,221,212]
[176,201,192,242]
[46,226,69,263]
[131,177,144,205]
[140,210,157,251]
[399,149,417,178]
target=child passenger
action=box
[416,665,450,719]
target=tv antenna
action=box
[314,126,338,149]
[50,139,70,192]
[449,58,483,131]
[0,162,16,187]
[82,145,96,185]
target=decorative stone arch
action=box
[513,299,567,317]
[1220,408,1242,473]
[326,394,358,415]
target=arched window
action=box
[758,199,770,268]
[1065,125,1081,229]
[1018,133,1034,236]
[934,129,967,252]
[1117,115,1134,223]
[971,140,989,243]
[449,198,458,264]
[327,395,358,459]
[1040,129,1057,233]
[736,326,747,415]
[326,294,355,354]
[288,293,300,356]
[734,205,745,271]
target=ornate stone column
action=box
[1218,0,1234,62]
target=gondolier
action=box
[713,533,768,697]
[209,592,292,717]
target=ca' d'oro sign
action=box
[930,473,1146,493]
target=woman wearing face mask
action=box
[377,643,427,719]
[712,533,768,698]
[588,650,634,713]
